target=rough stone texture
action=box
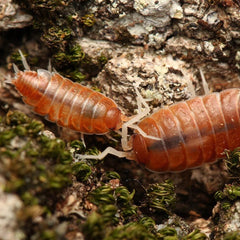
[0,176,24,240]
[93,47,198,115]
[0,0,32,30]
[213,201,240,239]
[84,0,182,48]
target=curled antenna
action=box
[18,50,30,70]
[47,59,52,72]
[199,67,210,95]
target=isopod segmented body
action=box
[13,69,124,134]
[132,89,240,172]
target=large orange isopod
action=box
[132,89,240,172]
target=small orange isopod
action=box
[11,52,126,135]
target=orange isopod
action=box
[131,88,240,172]
[11,55,125,134]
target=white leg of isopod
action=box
[121,84,151,151]
[81,133,86,148]
[74,147,128,161]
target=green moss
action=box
[72,162,92,182]
[139,217,156,231]
[157,227,178,239]
[146,180,176,214]
[70,139,86,152]
[13,0,107,84]
[53,45,85,65]
[224,231,240,240]
[90,184,135,208]
[105,222,156,240]
[81,14,95,27]
[70,140,93,182]
[98,204,119,225]
[183,229,207,240]
[90,185,116,206]
[225,148,240,177]
[215,183,240,210]
[82,212,107,240]
[40,135,72,164]
[10,51,28,68]
[42,26,72,50]
[82,212,157,240]
[158,228,207,240]
[6,110,29,125]
[0,111,74,239]
[98,54,108,66]
[0,129,16,146]
[68,70,86,82]
[102,171,121,181]
[89,183,137,223]
[70,141,105,182]
[82,179,206,240]
[52,44,87,81]
[1,111,72,209]
[11,50,41,70]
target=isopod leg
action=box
[121,84,151,151]
[81,133,86,148]
[74,147,129,161]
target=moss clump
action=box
[98,54,108,66]
[82,213,207,240]
[70,139,85,152]
[0,111,74,239]
[53,45,85,65]
[157,227,178,239]
[82,212,156,240]
[15,0,78,49]
[214,148,240,209]
[71,141,107,183]
[183,229,207,240]
[215,183,240,210]
[42,26,73,50]
[224,231,240,240]
[72,162,92,182]
[104,221,156,240]
[52,44,87,81]
[0,111,72,210]
[146,180,176,214]
[0,111,44,147]
[101,171,121,182]
[225,148,240,177]
[81,14,95,27]
[87,182,137,228]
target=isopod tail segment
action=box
[10,50,128,136]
